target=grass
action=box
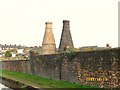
[0,70,97,88]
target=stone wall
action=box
[1,60,31,74]
[30,53,61,80]
[30,48,120,88]
[1,48,120,88]
[61,49,119,88]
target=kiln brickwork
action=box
[59,20,74,51]
[41,22,56,54]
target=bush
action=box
[5,51,12,57]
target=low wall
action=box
[1,48,120,88]
[1,60,31,74]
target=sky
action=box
[0,0,119,48]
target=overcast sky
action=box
[0,0,119,48]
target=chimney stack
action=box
[59,20,74,51]
[106,44,111,48]
[41,22,56,54]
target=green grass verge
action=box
[0,70,97,88]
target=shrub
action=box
[5,51,12,57]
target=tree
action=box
[5,51,12,57]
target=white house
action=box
[12,53,16,57]
[17,49,24,54]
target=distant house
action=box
[79,46,98,51]
[23,46,42,54]
[1,44,25,50]
[79,44,111,51]
[11,52,16,57]
[15,48,26,58]
[17,49,24,54]
[0,44,42,57]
